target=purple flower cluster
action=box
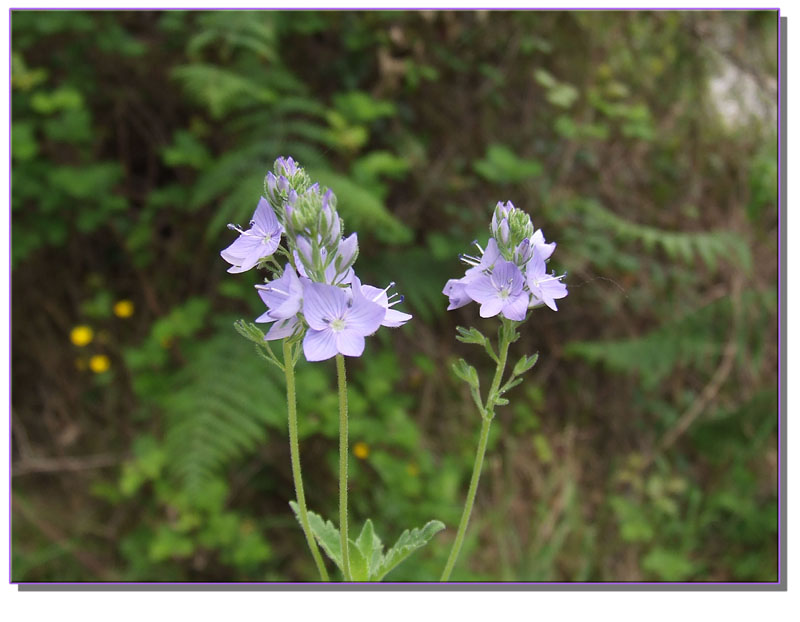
[222,157,412,361]
[443,201,567,320]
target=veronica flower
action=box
[255,265,304,322]
[530,228,556,260]
[526,248,568,311]
[221,198,284,273]
[465,259,530,321]
[352,276,412,327]
[443,237,502,310]
[442,278,472,311]
[302,281,386,361]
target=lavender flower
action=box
[221,197,284,273]
[465,259,530,321]
[443,200,567,318]
[302,281,386,361]
[255,265,304,322]
[526,248,568,311]
[352,276,412,327]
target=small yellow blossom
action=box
[70,325,94,347]
[353,441,370,460]
[89,354,111,374]
[113,299,135,318]
[406,463,420,477]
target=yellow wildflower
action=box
[353,441,370,460]
[70,325,94,347]
[89,354,111,374]
[113,299,134,318]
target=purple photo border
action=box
[7,6,784,590]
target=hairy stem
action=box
[336,354,352,581]
[440,329,511,582]
[284,340,330,582]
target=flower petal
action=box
[264,317,299,341]
[383,309,412,327]
[465,273,498,305]
[345,293,386,336]
[303,328,339,361]
[501,292,530,321]
[253,197,281,235]
[335,330,366,357]
[443,278,472,309]
[303,282,347,331]
[220,234,261,265]
[479,297,504,318]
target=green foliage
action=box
[11,10,777,584]
[291,503,445,581]
[473,144,543,184]
[563,197,753,271]
[565,289,775,391]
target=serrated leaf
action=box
[289,502,342,569]
[372,520,446,581]
[347,538,370,582]
[355,519,385,580]
[512,353,539,376]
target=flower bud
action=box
[491,200,535,258]
[334,233,359,274]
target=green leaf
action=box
[347,538,369,582]
[452,358,479,388]
[289,503,343,569]
[455,326,487,346]
[372,520,446,581]
[473,144,543,184]
[355,519,385,580]
[512,353,539,376]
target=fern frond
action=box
[566,197,752,272]
[172,64,276,118]
[161,319,287,492]
[565,289,774,389]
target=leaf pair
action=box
[290,502,445,581]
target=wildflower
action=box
[352,276,412,327]
[526,248,568,311]
[255,265,304,322]
[221,197,284,273]
[302,281,385,361]
[442,278,472,311]
[89,354,110,373]
[70,325,94,347]
[465,259,530,321]
[113,299,134,318]
[353,441,370,460]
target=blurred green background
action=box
[11,10,778,582]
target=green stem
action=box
[336,354,352,581]
[283,340,330,582]
[440,328,511,582]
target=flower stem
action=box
[336,354,352,581]
[283,340,330,582]
[440,327,511,582]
